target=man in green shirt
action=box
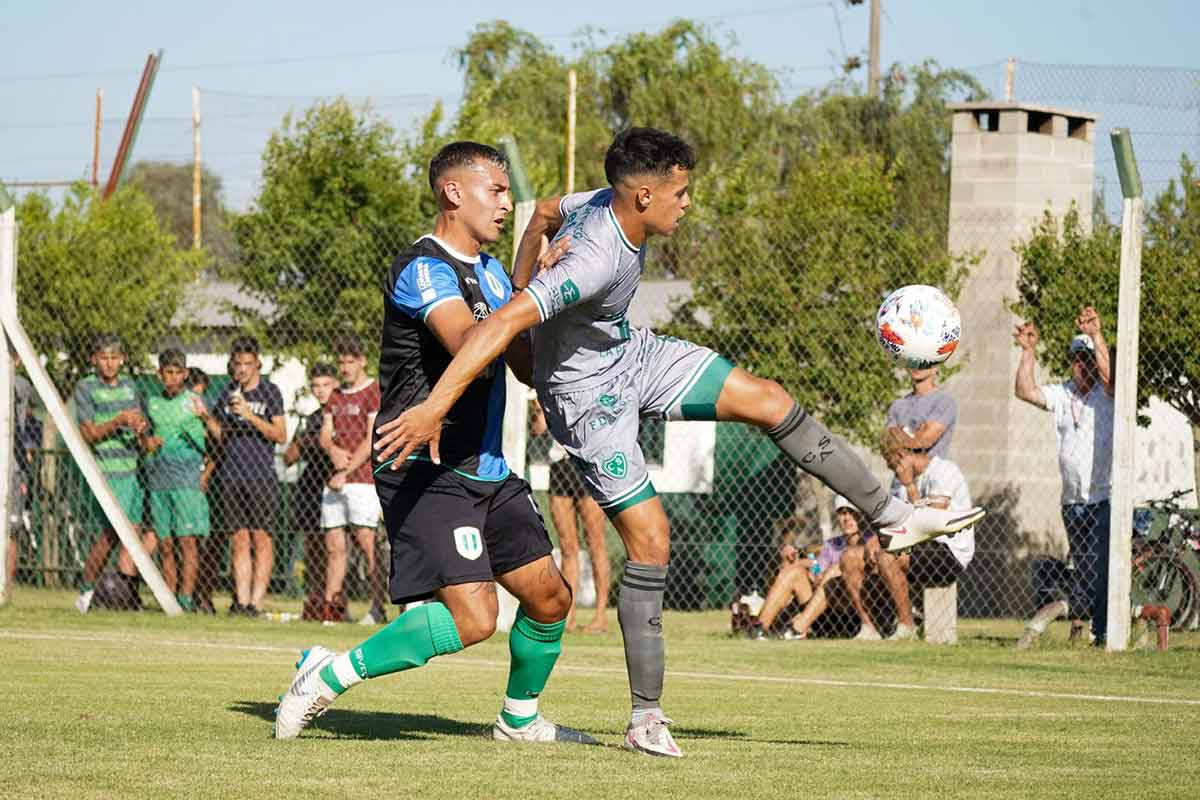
[142,349,222,612]
[74,334,156,614]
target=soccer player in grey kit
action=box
[376,127,984,757]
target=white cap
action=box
[833,495,855,512]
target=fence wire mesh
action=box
[5,62,1199,648]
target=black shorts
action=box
[548,458,587,498]
[216,479,280,534]
[375,462,553,604]
[907,541,964,590]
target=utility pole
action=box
[92,90,103,188]
[868,0,881,98]
[192,87,201,250]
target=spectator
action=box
[187,368,218,494]
[845,440,976,641]
[141,349,221,613]
[530,398,610,632]
[1014,306,1114,645]
[283,362,337,622]
[72,333,156,614]
[319,334,386,625]
[211,336,286,617]
[751,498,849,639]
[886,365,957,458]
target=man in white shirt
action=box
[842,442,977,641]
[1014,306,1114,645]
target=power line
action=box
[0,4,836,84]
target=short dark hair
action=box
[309,362,337,380]
[91,332,123,355]
[332,333,364,357]
[229,335,259,356]
[187,367,209,389]
[158,348,187,370]
[429,141,509,193]
[604,127,696,185]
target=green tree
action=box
[15,183,203,389]
[666,152,972,445]
[229,98,426,365]
[126,160,237,263]
[1011,157,1200,482]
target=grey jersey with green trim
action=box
[526,188,646,395]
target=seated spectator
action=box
[283,363,338,621]
[751,496,875,639]
[843,439,976,641]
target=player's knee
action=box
[757,379,797,427]
[454,609,497,647]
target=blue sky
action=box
[2,1,1196,210]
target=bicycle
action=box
[1131,488,1200,631]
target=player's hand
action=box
[375,402,443,467]
[534,235,571,277]
[1013,321,1039,351]
[1076,306,1101,337]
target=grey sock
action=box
[618,561,667,712]
[767,403,909,527]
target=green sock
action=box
[176,594,195,612]
[80,580,95,593]
[501,609,565,728]
[319,602,463,694]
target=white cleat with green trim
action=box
[493,714,599,745]
[274,646,338,739]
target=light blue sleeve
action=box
[389,256,464,320]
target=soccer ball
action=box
[876,285,961,369]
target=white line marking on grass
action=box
[5,629,1200,709]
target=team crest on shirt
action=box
[453,526,483,560]
[472,301,490,322]
[602,451,628,479]
[560,279,581,305]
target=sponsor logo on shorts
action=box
[596,393,626,416]
[602,451,628,479]
[560,279,581,305]
[453,526,483,560]
[588,414,612,432]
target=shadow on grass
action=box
[232,700,491,741]
[672,726,851,748]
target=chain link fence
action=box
[6,63,1199,647]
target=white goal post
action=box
[0,187,181,614]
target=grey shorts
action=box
[538,329,733,517]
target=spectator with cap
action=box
[1014,306,1114,646]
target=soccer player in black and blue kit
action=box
[375,128,985,757]
[275,142,592,746]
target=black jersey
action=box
[376,235,513,480]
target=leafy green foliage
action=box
[1012,156,1200,429]
[228,98,426,365]
[15,183,203,389]
[126,160,236,262]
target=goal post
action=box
[0,183,181,615]
[1105,129,1144,650]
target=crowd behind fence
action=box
[5,60,1200,647]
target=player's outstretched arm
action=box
[375,292,544,466]
[511,195,563,291]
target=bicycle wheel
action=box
[1133,553,1197,631]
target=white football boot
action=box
[624,713,683,758]
[881,505,986,553]
[274,646,338,739]
[492,714,599,745]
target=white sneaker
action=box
[624,713,683,758]
[1016,599,1069,650]
[274,646,338,739]
[75,590,94,615]
[493,714,598,745]
[888,623,918,641]
[854,624,882,641]
[881,506,986,553]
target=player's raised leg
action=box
[687,356,985,547]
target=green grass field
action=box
[3,588,1199,799]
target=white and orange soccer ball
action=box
[875,284,961,369]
